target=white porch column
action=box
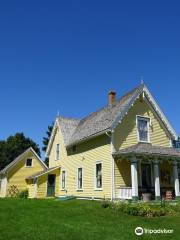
[173,160,180,199]
[131,157,138,200]
[154,160,161,200]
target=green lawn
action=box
[0,199,179,240]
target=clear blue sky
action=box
[0,0,180,154]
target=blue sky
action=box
[0,0,180,154]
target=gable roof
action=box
[0,147,47,175]
[26,166,60,180]
[46,83,178,154]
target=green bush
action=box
[18,189,29,199]
[105,201,168,217]
[102,200,111,208]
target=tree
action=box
[42,123,54,167]
[0,133,40,170]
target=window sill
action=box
[94,188,103,191]
[25,166,33,168]
[76,189,83,192]
[138,140,150,144]
[60,189,67,191]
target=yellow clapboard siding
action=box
[48,96,173,199]
[114,97,171,190]
[49,127,111,199]
[114,97,171,150]
[37,168,60,198]
[7,152,45,196]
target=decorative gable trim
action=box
[111,84,178,140]
[143,85,178,140]
[46,118,59,156]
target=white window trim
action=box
[94,161,103,191]
[136,115,151,143]
[61,170,66,191]
[56,143,60,161]
[25,158,33,168]
[76,167,83,191]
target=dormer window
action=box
[56,144,60,160]
[137,116,150,142]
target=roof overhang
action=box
[113,144,180,161]
[26,166,61,180]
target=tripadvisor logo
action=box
[135,227,143,236]
[135,227,174,236]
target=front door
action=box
[47,174,56,197]
[141,163,152,189]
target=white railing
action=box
[116,187,132,200]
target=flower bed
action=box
[102,200,180,218]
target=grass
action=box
[0,199,179,240]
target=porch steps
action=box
[56,195,76,201]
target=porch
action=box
[113,143,180,201]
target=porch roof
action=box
[26,166,61,180]
[113,143,180,159]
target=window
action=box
[95,163,102,189]
[77,168,83,190]
[61,171,66,190]
[137,116,150,142]
[26,158,32,167]
[56,144,60,160]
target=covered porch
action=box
[113,143,180,201]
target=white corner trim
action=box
[111,133,115,201]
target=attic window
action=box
[137,116,150,143]
[26,158,33,167]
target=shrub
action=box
[102,200,111,208]
[18,189,29,199]
[105,201,168,218]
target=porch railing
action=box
[116,187,132,200]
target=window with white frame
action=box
[95,163,102,189]
[77,168,83,190]
[137,116,150,142]
[56,143,60,160]
[61,171,66,189]
[26,158,33,167]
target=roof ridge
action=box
[76,84,143,126]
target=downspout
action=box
[106,131,115,201]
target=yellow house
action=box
[0,147,47,198]
[42,83,180,201]
[1,83,180,201]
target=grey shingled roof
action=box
[58,117,80,146]
[113,143,180,158]
[66,84,144,146]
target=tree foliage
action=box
[0,133,40,170]
[42,123,54,167]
